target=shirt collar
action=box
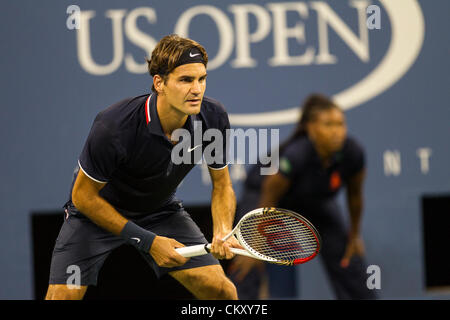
[145,93,199,137]
[306,136,342,169]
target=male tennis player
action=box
[45,34,240,300]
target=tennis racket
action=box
[176,207,321,266]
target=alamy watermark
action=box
[366,264,381,290]
[66,5,80,30]
[66,264,81,289]
[171,121,279,175]
[366,5,381,30]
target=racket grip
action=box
[176,245,256,259]
[176,244,211,258]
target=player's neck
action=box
[156,96,188,141]
[312,142,334,168]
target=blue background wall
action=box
[1,0,449,299]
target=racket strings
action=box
[239,211,318,263]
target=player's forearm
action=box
[73,189,157,254]
[347,191,363,237]
[259,175,287,207]
[259,189,280,208]
[346,169,366,238]
[211,183,236,236]
[72,189,128,236]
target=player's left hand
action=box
[340,235,365,268]
[210,232,243,260]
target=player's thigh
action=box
[49,213,123,287]
[45,284,88,300]
[169,265,237,300]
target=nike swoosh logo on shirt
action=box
[188,144,202,152]
[131,237,141,243]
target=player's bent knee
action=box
[207,277,238,300]
[219,278,238,300]
[45,284,87,300]
[170,266,238,300]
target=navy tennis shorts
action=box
[48,205,219,286]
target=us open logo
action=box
[72,0,424,126]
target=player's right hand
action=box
[149,236,189,268]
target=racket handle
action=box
[176,244,255,259]
[176,244,210,257]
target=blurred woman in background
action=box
[227,94,376,300]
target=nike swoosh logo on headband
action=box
[190,52,201,57]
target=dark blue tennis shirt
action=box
[67,93,230,217]
[245,135,365,210]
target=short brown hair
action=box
[146,34,208,93]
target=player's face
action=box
[308,108,347,154]
[161,63,207,115]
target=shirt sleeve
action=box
[78,116,126,183]
[277,140,305,179]
[206,111,230,170]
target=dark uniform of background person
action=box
[227,94,377,300]
[45,35,240,300]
